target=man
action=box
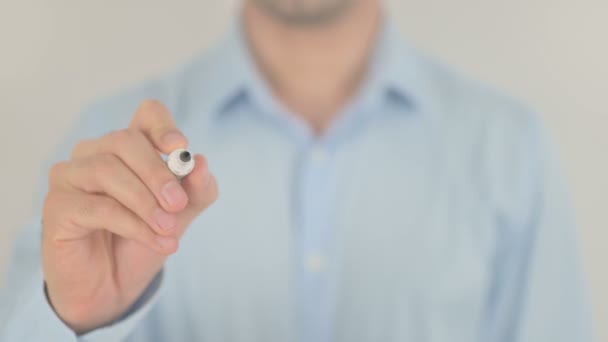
[0,0,595,341]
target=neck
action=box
[243,1,382,135]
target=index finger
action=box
[129,99,188,154]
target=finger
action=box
[44,192,177,255]
[54,154,179,237]
[175,155,218,236]
[184,155,218,211]
[71,130,189,213]
[129,99,188,154]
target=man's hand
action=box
[41,100,218,333]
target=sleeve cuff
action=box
[1,268,164,342]
[78,270,164,342]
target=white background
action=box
[0,1,606,339]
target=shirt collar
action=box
[373,20,421,107]
[367,18,439,116]
[199,16,435,119]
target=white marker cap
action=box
[167,148,195,178]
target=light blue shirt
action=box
[0,19,595,342]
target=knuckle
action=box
[42,191,74,234]
[149,167,173,185]
[48,161,69,185]
[138,160,173,187]
[151,124,178,141]
[43,191,63,217]
[92,197,120,219]
[197,154,209,171]
[208,176,220,201]
[71,139,91,158]
[200,176,219,209]
[91,154,120,182]
[108,129,133,146]
[127,128,148,144]
[114,127,150,149]
[93,153,119,170]
[131,187,157,215]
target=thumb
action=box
[176,154,219,236]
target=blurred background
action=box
[0,0,606,339]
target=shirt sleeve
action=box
[0,219,165,342]
[481,115,597,341]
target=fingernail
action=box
[154,209,178,231]
[161,180,188,208]
[162,132,186,148]
[156,236,176,250]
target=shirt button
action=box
[310,145,328,165]
[305,254,325,273]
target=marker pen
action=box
[167,148,195,178]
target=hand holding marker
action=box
[41,100,218,334]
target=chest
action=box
[162,116,496,341]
